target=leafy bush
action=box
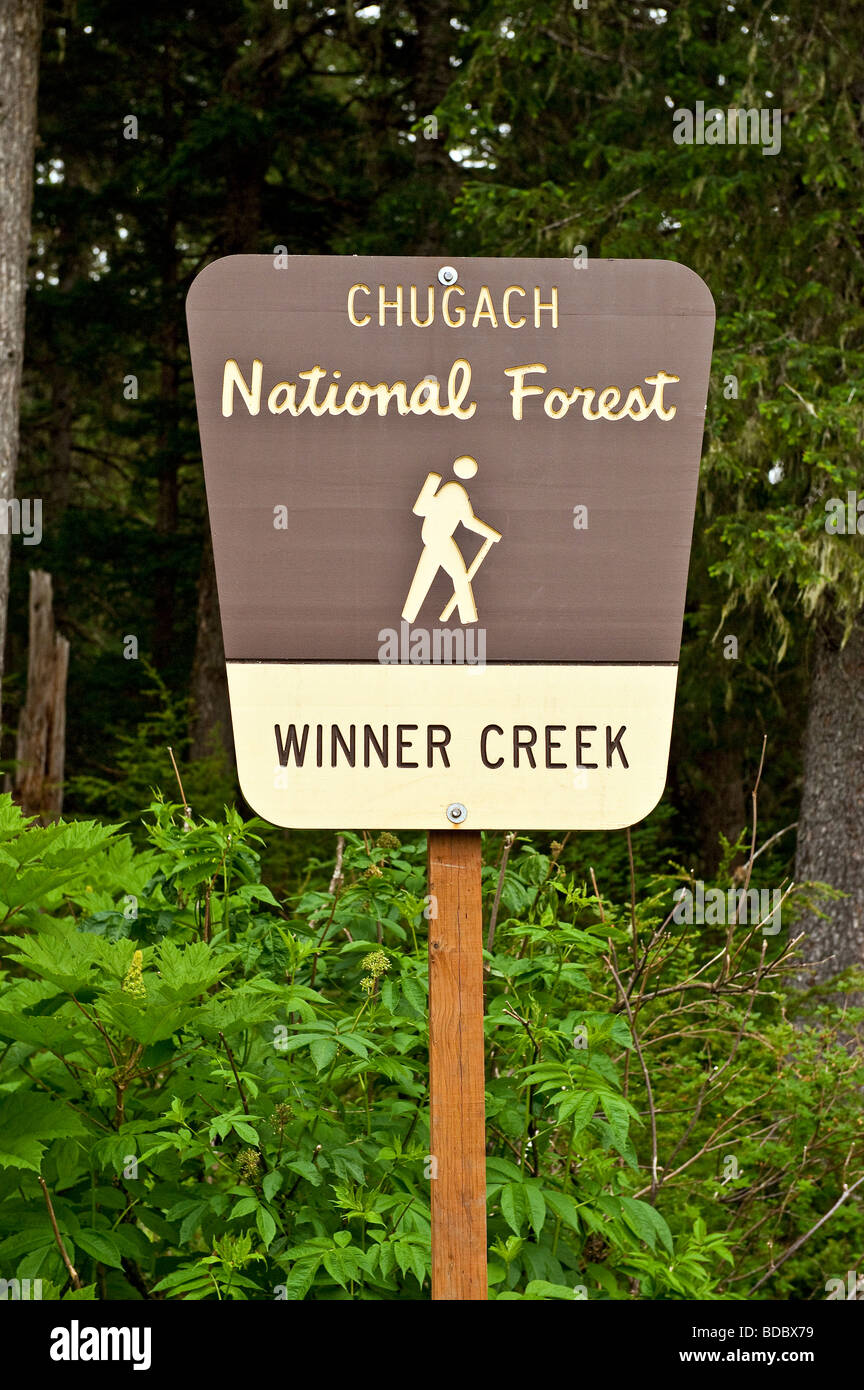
[0,795,860,1300]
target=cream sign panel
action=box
[186,255,714,830]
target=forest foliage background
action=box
[0,0,862,1301]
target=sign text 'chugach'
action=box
[347,280,562,328]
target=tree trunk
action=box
[695,747,747,874]
[153,76,180,670]
[0,0,43,732]
[794,614,864,986]
[409,0,459,254]
[189,534,233,761]
[15,570,69,823]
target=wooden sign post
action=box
[187,254,714,1300]
[427,830,487,1300]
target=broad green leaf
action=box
[523,1183,546,1236]
[544,1189,582,1234]
[0,1010,79,1050]
[256,1205,277,1248]
[154,939,227,1001]
[558,1090,598,1134]
[229,1196,258,1220]
[620,1197,674,1255]
[193,991,276,1039]
[322,1249,349,1287]
[75,1228,124,1270]
[0,1092,86,1173]
[400,975,427,1016]
[262,1171,282,1203]
[285,1159,323,1186]
[98,998,187,1045]
[600,1093,635,1150]
[500,1182,528,1235]
[525,1279,579,1300]
[310,1037,337,1072]
[283,1260,318,1300]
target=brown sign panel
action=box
[187,255,714,829]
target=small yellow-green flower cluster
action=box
[360,950,390,995]
[237,1148,261,1184]
[375,832,401,852]
[121,950,146,999]
[273,1102,293,1132]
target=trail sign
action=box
[187,254,715,1302]
[187,255,714,831]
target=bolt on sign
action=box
[187,256,714,830]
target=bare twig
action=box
[727,880,797,979]
[632,1087,777,1197]
[38,1176,83,1290]
[503,1005,542,1175]
[167,746,192,828]
[605,952,659,1199]
[218,1031,250,1116]
[502,1003,541,1056]
[747,823,798,869]
[590,866,605,923]
[309,839,346,988]
[739,738,767,906]
[328,835,345,894]
[723,736,767,980]
[748,1173,864,1294]
[70,995,119,1068]
[626,827,638,966]
[782,381,818,417]
[487,832,516,953]
[539,184,643,235]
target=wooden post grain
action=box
[427,829,487,1300]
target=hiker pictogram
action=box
[401,456,501,626]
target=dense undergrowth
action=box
[0,793,860,1300]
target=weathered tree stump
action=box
[14,571,69,823]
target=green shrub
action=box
[0,796,859,1300]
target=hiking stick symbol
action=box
[401,456,501,626]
